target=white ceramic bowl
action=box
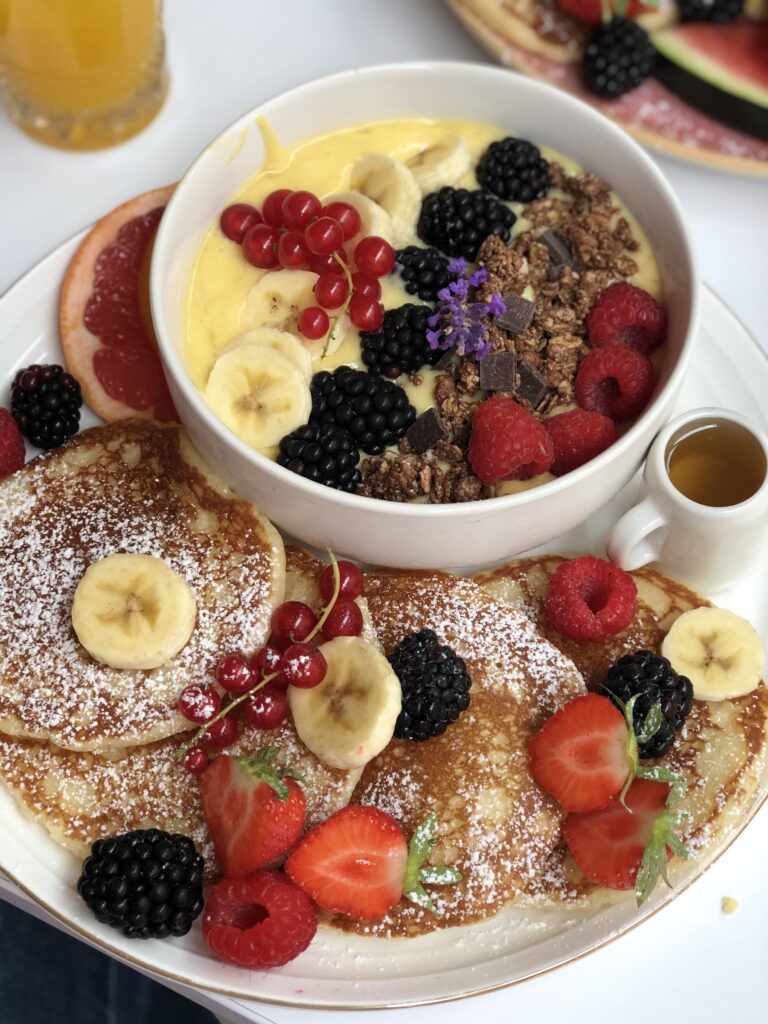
[151,61,699,568]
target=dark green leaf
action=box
[637,702,663,745]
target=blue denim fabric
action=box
[0,900,218,1024]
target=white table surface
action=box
[1,2,766,1022]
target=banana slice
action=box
[322,189,395,251]
[221,328,313,380]
[349,155,421,248]
[72,553,197,671]
[205,345,311,449]
[407,134,472,194]
[661,606,765,702]
[245,270,348,358]
[288,635,402,770]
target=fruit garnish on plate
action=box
[11,363,82,450]
[545,555,638,643]
[59,184,178,423]
[387,628,472,741]
[285,805,461,920]
[0,407,25,479]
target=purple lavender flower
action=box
[426,262,504,360]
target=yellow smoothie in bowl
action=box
[184,117,664,504]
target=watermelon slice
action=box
[60,185,180,423]
[653,21,768,141]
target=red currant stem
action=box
[305,549,341,643]
[322,254,355,358]
[175,670,281,761]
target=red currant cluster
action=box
[177,559,365,773]
[219,191,395,339]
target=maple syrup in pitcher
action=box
[666,420,767,508]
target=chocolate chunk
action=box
[515,362,552,409]
[405,407,449,454]
[538,229,573,281]
[479,351,517,392]
[432,350,455,371]
[497,293,534,337]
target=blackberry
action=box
[680,0,742,20]
[77,829,204,940]
[583,17,656,99]
[389,629,472,742]
[310,366,416,455]
[394,246,452,303]
[11,363,82,450]
[476,137,550,203]
[361,303,440,380]
[600,650,694,758]
[277,423,361,492]
[417,187,516,261]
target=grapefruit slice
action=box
[60,184,179,423]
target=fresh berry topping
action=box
[305,216,344,256]
[323,200,361,240]
[0,408,25,478]
[319,560,364,603]
[204,714,240,749]
[393,245,452,303]
[262,189,292,228]
[177,684,221,724]
[200,749,306,877]
[321,598,363,640]
[251,644,285,683]
[282,642,328,688]
[216,654,254,694]
[528,693,629,812]
[348,292,384,331]
[361,303,441,380]
[575,344,656,423]
[310,366,416,455]
[354,236,396,278]
[11,364,82,451]
[271,601,318,647]
[277,422,361,493]
[203,870,317,969]
[314,272,349,309]
[476,137,550,203]
[351,271,381,299]
[417,187,516,261]
[281,190,321,231]
[583,17,656,99]
[545,555,638,644]
[388,629,472,742]
[77,829,204,939]
[588,283,667,356]
[298,306,330,340]
[183,747,210,774]
[242,224,279,269]
[680,0,742,20]
[545,408,618,476]
[468,396,554,486]
[277,229,311,269]
[562,778,672,892]
[600,651,694,758]
[220,203,261,243]
[286,805,407,920]
[242,682,290,729]
[556,0,651,23]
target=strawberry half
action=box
[563,778,676,897]
[528,693,629,812]
[200,747,306,878]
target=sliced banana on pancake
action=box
[72,553,197,670]
[407,134,472,193]
[288,636,402,770]
[220,328,313,380]
[661,606,765,702]
[349,154,421,247]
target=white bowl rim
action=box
[151,59,699,519]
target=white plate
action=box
[1,235,767,1009]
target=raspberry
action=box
[0,409,25,479]
[545,409,619,476]
[202,870,317,969]
[587,283,666,356]
[468,396,554,486]
[575,344,655,423]
[545,556,637,644]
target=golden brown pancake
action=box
[0,420,285,754]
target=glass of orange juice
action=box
[0,0,168,150]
